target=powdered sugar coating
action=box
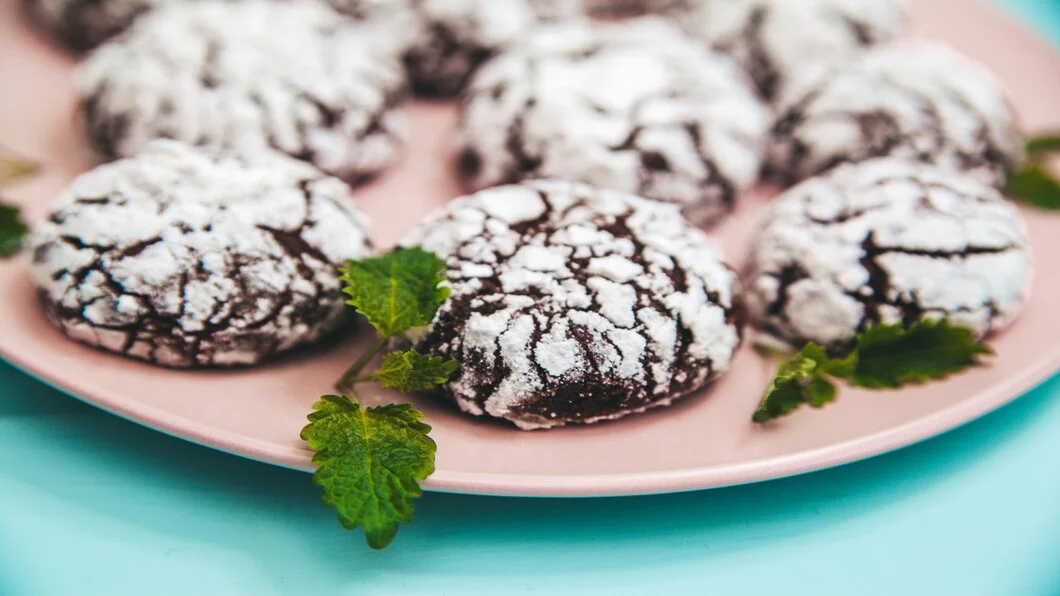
[22,0,159,50]
[76,0,408,184]
[766,42,1022,190]
[660,0,910,102]
[325,0,581,97]
[456,19,768,225]
[30,141,373,368]
[746,158,1031,353]
[403,180,742,430]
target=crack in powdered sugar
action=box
[30,140,373,368]
[76,0,408,184]
[455,18,768,226]
[403,180,742,430]
[765,41,1022,190]
[746,158,1032,354]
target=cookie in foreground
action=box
[30,140,373,368]
[745,158,1032,355]
[76,0,407,184]
[456,18,768,225]
[403,179,743,430]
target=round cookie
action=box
[765,42,1022,189]
[22,0,159,51]
[76,0,408,184]
[30,140,373,368]
[325,0,581,97]
[456,19,768,225]
[404,179,743,430]
[660,0,910,102]
[745,158,1031,354]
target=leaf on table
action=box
[301,395,436,550]
[340,247,450,337]
[372,349,459,393]
[849,320,993,390]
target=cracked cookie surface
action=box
[403,180,742,430]
[660,0,909,102]
[325,0,580,97]
[455,18,768,225]
[766,42,1022,189]
[22,0,160,50]
[746,158,1031,354]
[76,0,408,184]
[30,140,373,368]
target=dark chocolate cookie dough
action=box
[746,158,1031,354]
[30,141,373,368]
[404,179,743,430]
[765,42,1022,190]
[456,19,767,225]
[76,0,408,184]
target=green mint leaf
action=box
[752,344,830,423]
[372,350,459,393]
[806,376,838,407]
[850,320,993,389]
[0,200,27,257]
[1025,134,1060,157]
[341,247,449,337]
[1006,164,1060,210]
[301,395,436,550]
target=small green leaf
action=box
[0,200,27,258]
[1025,134,1060,157]
[1006,164,1060,210]
[372,350,459,392]
[752,344,830,423]
[806,376,838,408]
[341,247,449,337]
[850,320,993,389]
[301,395,436,550]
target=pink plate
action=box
[1,0,1059,497]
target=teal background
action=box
[2,2,1060,594]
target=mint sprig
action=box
[754,320,992,423]
[303,247,458,549]
[0,150,38,258]
[0,201,27,258]
[1008,134,1060,210]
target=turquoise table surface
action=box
[3,2,1060,594]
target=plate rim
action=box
[2,0,1060,498]
[3,322,1059,497]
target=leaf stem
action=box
[335,335,390,395]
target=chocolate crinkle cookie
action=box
[403,180,743,430]
[745,158,1032,355]
[21,0,160,51]
[29,140,373,368]
[325,0,581,97]
[76,0,408,184]
[766,42,1022,190]
[456,18,768,225]
[659,0,910,102]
